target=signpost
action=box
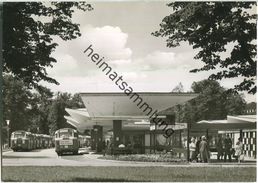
[6,120,10,148]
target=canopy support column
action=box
[187,122,190,162]
[91,129,96,150]
[240,129,243,139]
[91,125,103,152]
[113,120,122,147]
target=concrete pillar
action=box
[113,120,122,147]
[154,124,156,153]
[150,131,153,153]
[240,129,243,139]
[145,134,150,153]
[91,129,96,150]
[187,122,190,161]
[94,125,103,153]
[91,125,103,152]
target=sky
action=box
[41,1,256,103]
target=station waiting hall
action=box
[64,92,256,161]
[65,92,196,152]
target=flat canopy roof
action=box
[191,115,256,130]
[80,92,198,117]
[65,108,167,131]
[65,92,197,130]
[65,108,113,129]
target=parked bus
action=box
[11,131,31,151]
[54,128,80,156]
[42,134,52,148]
[10,130,52,151]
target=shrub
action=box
[99,154,187,163]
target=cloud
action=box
[47,54,78,76]
[109,59,132,66]
[121,71,147,82]
[81,25,132,61]
[134,51,199,71]
[47,25,134,79]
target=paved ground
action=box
[2,148,256,167]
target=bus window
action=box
[59,130,72,138]
[13,132,25,138]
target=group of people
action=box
[216,135,244,163]
[188,136,210,163]
[188,135,244,163]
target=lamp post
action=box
[6,120,10,148]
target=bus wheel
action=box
[73,151,78,155]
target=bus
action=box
[54,128,80,156]
[10,130,53,151]
[10,131,34,151]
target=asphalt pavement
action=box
[2,148,256,167]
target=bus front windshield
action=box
[13,132,25,138]
[59,129,73,138]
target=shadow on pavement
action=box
[3,155,49,159]
[2,178,147,182]
[59,153,84,156]
[70,177,147,182]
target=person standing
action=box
[224,135,232,162]
[189,137,196,162]
[216,136,223,160]
[195,137,201,162]
[102,140,106,156]
[199,136,209,163]
[235,138,243,163]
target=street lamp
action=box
[6,120,10,148]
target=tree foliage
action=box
[27,87,53,134]
[3,2,93,91]
[176,79,246,123]
[172,82,184,92]
[153,2,257,94]
[3,75,84,138]
[3,75,32,133]
[47,92,85,135]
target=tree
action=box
[3,74,85,136]
[3,75,32,134]
[3,2,93,91]
[245,102,256,114]
[172,82,184,92]
[27,87,54,134]
[153,2,256,94]
[178,79,246,123]
[67,93,85,109]
[48,92,84,134]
